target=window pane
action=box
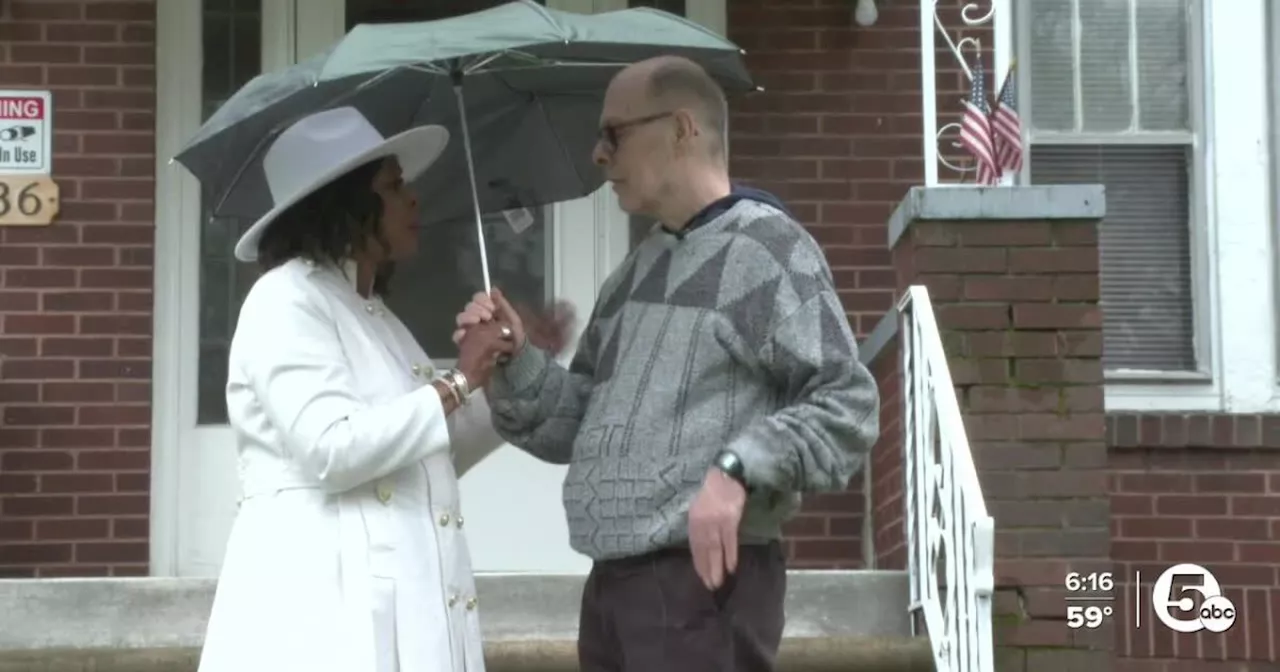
[1027,0,1077,132]
[348,0,554,360]
[385,209,553,359]
[1079,0,1132,132]
[1030,144,1196,373]
[1136,0,1189,131]
[197,0,261,425]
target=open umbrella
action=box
[173,0,755,291]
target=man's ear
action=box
[673,108,699,146]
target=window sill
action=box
[1105,377,1280,414]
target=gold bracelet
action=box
[436,378,461,408]
[444,368,471,406]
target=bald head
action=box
[615,55,728,160]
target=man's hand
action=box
[688,467,747,590]
[518,300,575,356]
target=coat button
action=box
[465,596,477,610]
[364,304,375,314]
[448,594,458,607]
[376,484,392,503]
[411,363,422,376]
[439,513,451,526]
[456,515,464,528]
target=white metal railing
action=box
[899,286,996,672]
[919,0,1013,186]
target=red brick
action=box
[1195,473,1267,493]
[10,44,83,63]
[1008,248,1099,274]
[75,541,147,564]
[36,518,110,540]
[2,450,74,472]
[0,543,74,565]
[41,474,114,494]
[3,405,76,426]
[1012,304,1103,330]
[4,496,75,517]
[76,495,147,516]
[10,1,84,21]
[1154,495,1229,516]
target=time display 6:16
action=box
[1065,572,1114,592]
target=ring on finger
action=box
[500,325,513,340]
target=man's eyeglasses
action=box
[597,111,675,153]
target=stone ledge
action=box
[887,184,1106,249]
[0,636,934,672]
[0,571,917,670]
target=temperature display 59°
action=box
[1067,604,1112,629]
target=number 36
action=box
[0,181,45,217]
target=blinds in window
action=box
[1030,145,1196,373]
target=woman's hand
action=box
[453,288,575,356]
[454,319,517,390]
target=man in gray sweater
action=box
[456,55,880,672]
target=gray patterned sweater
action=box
[486,190,880,561]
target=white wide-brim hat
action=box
[233,106,450,262]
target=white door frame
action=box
[151,0,726,578]
[152,0,312,577]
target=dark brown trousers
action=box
[576,541,787,672]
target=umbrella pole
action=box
[451,79,492,295]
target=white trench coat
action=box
[198,258,505,672]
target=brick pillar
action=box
[884,185,1113,671]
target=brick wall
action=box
[1110,413,1279,669]
[0,0,156,577]
[726,0,983,568]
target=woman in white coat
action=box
[197,106,539,672]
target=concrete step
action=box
[0,570,933,672]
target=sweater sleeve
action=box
[484,328,597,466]
[231,272,453,494]
[724,220,881,493]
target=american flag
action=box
[959,54,998,186]
[991,62,1024,175]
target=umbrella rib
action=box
[463,52,507,75]
[469,61,630,75]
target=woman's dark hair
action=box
[256,157,396,295]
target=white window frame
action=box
[1271,0,1280,384]
[1016,0,1279,413]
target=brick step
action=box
[0,571,928,672]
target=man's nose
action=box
[591,141,609,167]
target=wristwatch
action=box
[712,450,749,489]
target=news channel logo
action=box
[1151,563,1237,633]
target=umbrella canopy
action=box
[174,0,755,228]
